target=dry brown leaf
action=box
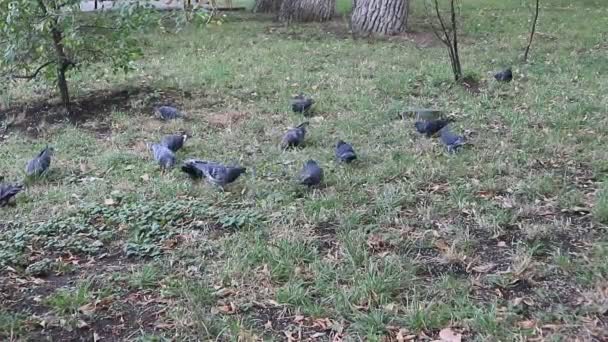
[77,320,89,329]
[154,322,175,330]
[396,328,416,341]
[267,299,280,307]
[434,239,450,253]
[79,303,96,315]
[104,198,116,206]
[311,332,326,338]
[293,315,305,323]
[472,263,497,273]
[284,330,297,342]
[518,320,536,329]
[217,302,237,315]
[312,318,333,330]
[439,327,462,342]
[264,320,273,330]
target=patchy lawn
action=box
[1,0,608,340]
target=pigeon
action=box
[281,122,309,149]
[155,105,182,120]
[299,160,323,187]
[291,94,314,114]
[414,119,452,137]
[181,159,246,188]
[439,126,466,153]
[161,134,187,152]
[150,143,176,170]
[335,140,357,163]
[494,68,513,82]
[25,146,53,176]
[0,183,23,207]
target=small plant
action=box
[127,264,162,290]
[426,0,463,81]
[45,281,93,316]
[594,185,608,224]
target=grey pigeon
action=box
[0,183,23,207]
[161,134,187,152]
[414,119,452,137]
[150,143,176,170]
[181,159,246,188]
[291,94,314,114]
[155,105,182,120]
[25,146,53,176]
[281,122,309,149]
[299,160,323,187]
[439,126,466,153]
[335,140,357,163]
[494,68,513,82]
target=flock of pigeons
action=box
[0,68,513,206]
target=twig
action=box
[11,61,55,80]
[523,0,540,62]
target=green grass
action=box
[1,0,608,340]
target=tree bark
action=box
[36,0,72,111]
[253,0,283,13]
[50,25,71,111]
[279,0,335,23]
[351,0,409,36]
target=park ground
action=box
[1,0,608,340]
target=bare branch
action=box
[523,0,540,62]
[451,0,461,80]
[424,0,448,45]
[11,61,55,80]
[425,0,463,82]
[433,0,453,48]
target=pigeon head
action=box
[304,160,318,167]
[296,121,310,129]
[414,121,427,133]
[161,158,175,169]
[41,145,55,156]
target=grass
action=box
[1,0,608,340]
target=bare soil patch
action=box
[0,87,186,138]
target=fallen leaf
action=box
[79,303,96,315]
[140,174,150,182]
[396,328,416,341]
[434,239,450,253]
[312,318,333,330]
[264,320,273,330]
[217,302,237,314]
[439,327,462,342]
[472,263,497,273]
[284,330,297,342]
[311,332,326,338]
[124,165,134,171]
[104,198,115,206]
[518,320,536,329]
[77,320,89,329]
[497,241,507,247]
[154,322,175,330]
[293,315,305,323]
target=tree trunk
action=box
[279,0,335,23]
[51,28,71,111]
[36,0,72,111]
[253,0,283,13]
[351,0,409,36]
